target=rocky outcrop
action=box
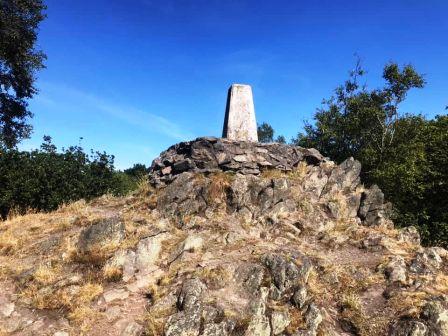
[1,139,447,336]
[149,137,327,186]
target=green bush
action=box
[295,61,448,247]
[0,136,145,218]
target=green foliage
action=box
[257,122,274,143]
[257,122,287,143]
[0,136,145,218]
[0,0,46,148]
[296,60,448,247]
[275,135,286,144]
[124,163,150,178]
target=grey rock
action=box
[103,288,129,303]
[245,288,271,336]
[410,248,443,274]
[53,332,70,336]
[361,233,386,252]
[385,256,407,284]
[135,234,165,274]
[389,320,427,336]
[322,157,361,195]
[398,226,421,245]
[292,286,308,309]
[262,253,300,293]
[421,300,448,335]
[271,310,291,335]
[202,321,235,336]
[177,278,206,311]
[149,137,327,187]
[0,296,15,317]
[303,166,328,199]
[106,250,136,282]
[245,315,271,336]
[235,263,265,296]
[165,306,202,336]
[77,217,125,257]
[173,159,194,174]
[262,252,313,301]
[120,321,144,336]
[292,304,323,336]
[358,185,386,226]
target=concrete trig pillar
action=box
[222,84,258,142]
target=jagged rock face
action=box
[151,138,385,229]
[149,137,327,186]
[1,140,448,336]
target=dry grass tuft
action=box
[103,264,123,282]
[196,265,230,290]
[0,231,20,255]
[72,240,121,265]
[76,282,103,304]
[206,172,233,205]
[33,263,62,285]
[340,290,368,335]
[387,290,428,317]
[68,306,103,334]
[261,169,286,179]
[289,161,309,181]
[285,307,306,334]
[145,312,166,336]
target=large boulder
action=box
[76,217,125,262]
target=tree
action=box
[257,122,287,144]
[0,0,46,148]
[124,163,149,178]
[294,61,425,176]
[257,122,274,143]
[296,61,448,247]
[0,136,140,218]
[275,135,286,144]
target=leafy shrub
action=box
[0,136,145,218]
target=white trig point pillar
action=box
[222,84,258,142]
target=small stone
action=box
[389,320,427,336]
[245,315,271,336]
[182,235,203,252]
[135,234,165,274]
[233,155,248,162]
[384,256,407,284]
[106,250,136,282]
[421,301,448,335]
[292,286,308,309]
[304,303,322,334]
[121,321,144,336]
[166,305,202,336]
[53,332,69,336]
[162,166,172,175]
[271,310,290,335]
[397,226,421,245]
[0,300,14,317]
[105,306,121,322]
[410,248,443,274]
[202,321,235,336]
[103,288,129,303]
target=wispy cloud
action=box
[37,82,193,141]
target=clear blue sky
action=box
[22,0,448,169]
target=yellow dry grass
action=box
[33,263,62,285]
[387,290,428,317]
[103,264,123,282]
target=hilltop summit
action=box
[1,139,447,335]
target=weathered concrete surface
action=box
[222,84,258,142]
